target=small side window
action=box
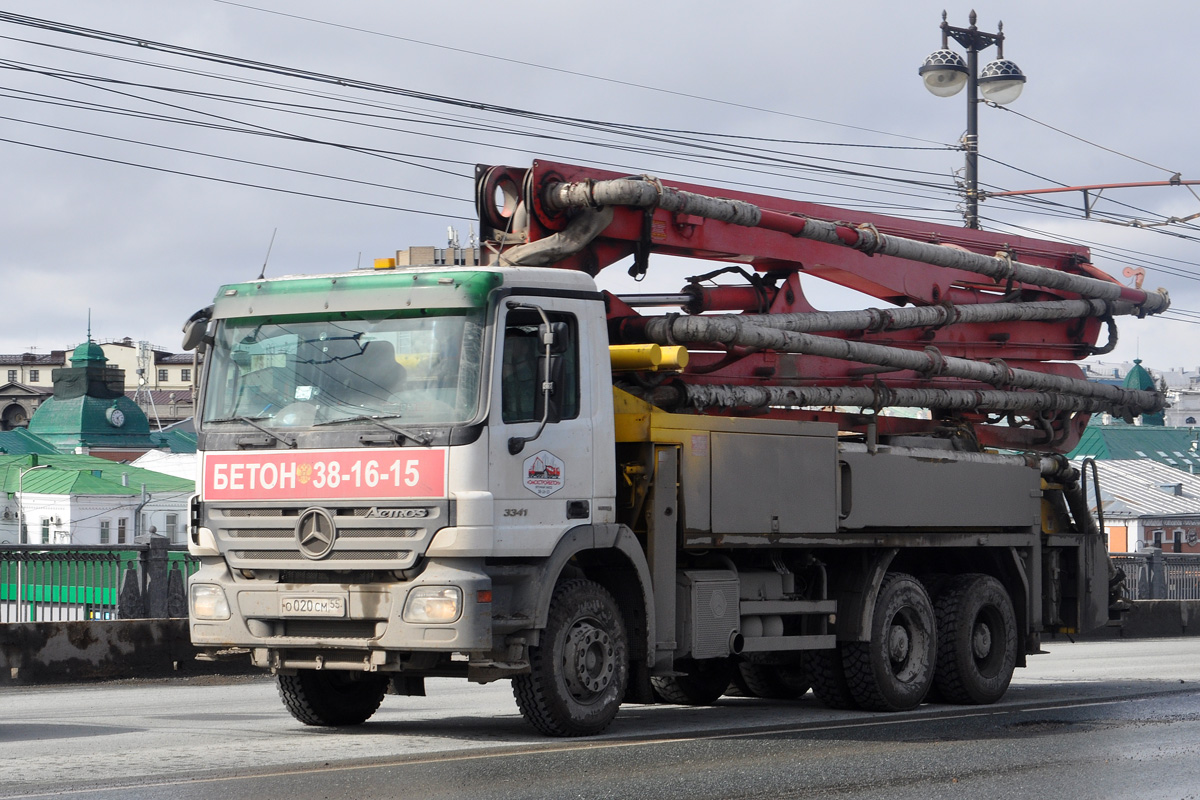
[501,310,579,424]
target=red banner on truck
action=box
[202,448,447,501]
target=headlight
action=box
[403,586,462,623]
[191,584,231,620]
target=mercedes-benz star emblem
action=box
[296,508,337,560]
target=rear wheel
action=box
[803,646,858,710]
[932,574,1017,705]
[843,572,936,712]
[512,579,629,737]
[276,670,389,726]
[737,662,809,699]
[652,658,733,705]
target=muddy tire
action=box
[843,572,936,712]
[276,670,389,726]
[726,668,752,697]
[512,579,629,737]
[652,659,733,705]
[737,662,809,700]
[932,573,1017,705]
[804,646,858,710]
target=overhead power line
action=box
[0,112,469,202]
[208,0,951,148]
[0,32,970,217]
[0,38,957,187]
[0,6,1193,286]
[992,103,1179,176]
[0,134,473,218]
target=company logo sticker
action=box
[523,450,565,497]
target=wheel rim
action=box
[886,608,929,684]
[971,620,993,660]
[888,623,911,663]
[562,617,616,702]
[972,605,1006,676]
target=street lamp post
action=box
[14,462,50,622]
[17,463,51,545]
[919,10,1026,229]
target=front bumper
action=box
[189,556,493,666]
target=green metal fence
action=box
[0,544,198,622]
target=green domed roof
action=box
[28,394,154,450]
[27,331,157,452]
[70,340,107,366]
[1124,359,1164,426]
[1123,359,1155,391]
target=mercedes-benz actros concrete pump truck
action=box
[185,160,1167,736]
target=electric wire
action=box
[0,47,959,188]
[0,57,470,179]
[0,8,1195,301]
[0,81,963,215]
[0,134,473,218]
[0,112,469,203]
[981,153,1200,232]
[207,0,952,148]
[0,28,960,192]
[992,103,1180,176]
[0,52,973,222]
[0,53,964,219]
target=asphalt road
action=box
[2,638,1199,800]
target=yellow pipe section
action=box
[610,344,688,372]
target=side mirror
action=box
[182,305,214,352]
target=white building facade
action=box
[2,490,191,546]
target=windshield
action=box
[202,310,484,429]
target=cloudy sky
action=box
[2,1,1197,372]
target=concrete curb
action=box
[0,619,254,685]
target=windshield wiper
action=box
[207,416,296,448]
[315,414,434,446]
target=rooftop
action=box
[0,352,63,365]
[1080,459,1200,518]
[1068,424,1200,471]
[0,453,194,497]
[0,428,58,456]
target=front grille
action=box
[212,500,446,570]
[224,508,300,518]
[221,507,379,518]
[226,528,419,539]
[227,528,293,539]
[234,550,409,561]
[279,620,379,639]
[337,528,420,539]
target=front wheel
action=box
[843,572,936,712]
[512,579,629,737]
[276,670,389,726]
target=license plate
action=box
[280,596,346,617]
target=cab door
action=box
[488,298,596,554]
